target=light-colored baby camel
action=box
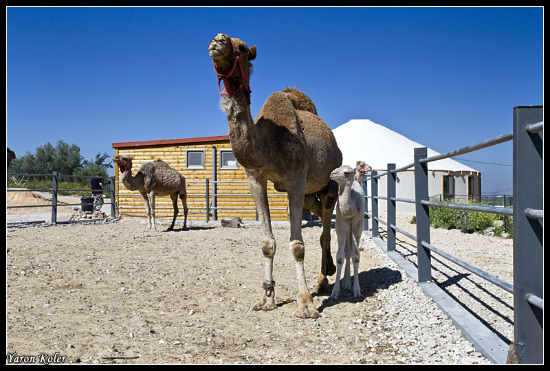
[209,33,342,318]
[113,155,188,231]
[329,165,365,300]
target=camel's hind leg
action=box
[180,191,188,230]
[167,193,179,231]
[309,180,338,294]
[351,216,363,298]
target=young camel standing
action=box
[113,155,188,231]
[329,165,365,300]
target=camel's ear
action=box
[248,45,256,60]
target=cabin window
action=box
[187,150,205,169]
[220,150,239,169]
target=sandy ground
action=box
[6,216,498,365]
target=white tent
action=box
[332,119,480,212]
[332,119,477,172]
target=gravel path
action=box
[377,214,514,346]
[6,219,492,364]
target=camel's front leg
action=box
[342,253,352,291]
[246,169,277,312]
[330,214,348,301]
[140,192,152,230]
[149,191,157,231]
[288,181,319,319]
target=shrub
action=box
[430,204,459,229]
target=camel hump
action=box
[256,87,319,138]
[282,87,318,115]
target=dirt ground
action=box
[7,217,497,365]
[6,221,393,364]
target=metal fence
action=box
[7,172,117,224]
[363,106,542,364]
[430,193,513,207]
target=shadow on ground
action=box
[316,267,402,313]
[162,226,216,232]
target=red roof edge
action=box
[112,135,230,149]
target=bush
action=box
[465,210,496,232]
[430,205,460,229]
[410,199,513,238]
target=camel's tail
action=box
[282,87,318,115]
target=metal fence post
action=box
[205,179,210,223]
[371,170,379,238]
[51,171,58,224]
[110,176,116,218]
[363,175,369,232]
[387,164,396,252]
[414,148,431,282]
[211,146,217,220]
[509,106,543,364]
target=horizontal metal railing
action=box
[365,107,543,363]
[524,208,543,220]
[526,294,544,310]
[7,172,117,224]
[421,241,513,294]
[421,200,514,216]
[390,224,417,241]
[526,121,543,134]
[419,133,514,164]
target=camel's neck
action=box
[337,181,358,216]
[120,170,144,191]
[220,92,263,168]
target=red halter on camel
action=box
[212,37,251,104]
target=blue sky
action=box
[7,6,543,194]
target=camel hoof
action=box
[295,306,320,319]
[252,296,277,312]
[313,277,331,295]
[295,294,319,319]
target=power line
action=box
[455,157,512,167]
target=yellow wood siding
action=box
[114,141,289,221]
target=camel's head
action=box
[330,165,355,186]
[355,161,372,178]
[208,33,256,98]
[113,155,133,174]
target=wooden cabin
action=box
[112,135,289,222]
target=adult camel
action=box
[209,33,342,318]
